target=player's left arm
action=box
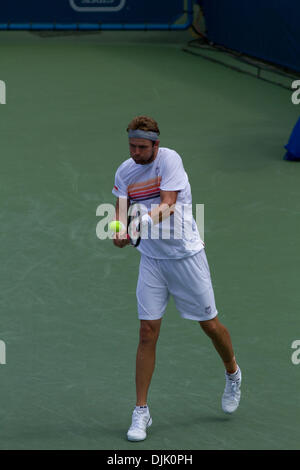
[148,190,178,225]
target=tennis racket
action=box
[127,203,142,247]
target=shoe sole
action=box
[222,392,241,414]
[222,407,238,414]
[127,417,152,442]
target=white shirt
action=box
[112,147,204,259]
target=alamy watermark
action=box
[291,80,300,105]
[96,202,205,245]
[0,340,6,365]
[0,80,6,104]
[291,340,300,365]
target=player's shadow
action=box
[0,414,234,447]
[151,413,232,434]
[117,414,233,443]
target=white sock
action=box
[226,366,241,381]
[135,405,149,413]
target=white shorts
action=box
[136,249,218,322]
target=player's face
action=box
[129,138,159,165]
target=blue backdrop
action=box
[285,117,300,161]
[0,0,193,30]
[201,0,300,72]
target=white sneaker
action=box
[222,369,242,414]
[127,408,152,442]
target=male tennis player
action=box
[112,116,242,442]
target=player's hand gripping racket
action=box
[110,203,144,248]
[127,203,142,248]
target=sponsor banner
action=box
[0,0,192,29]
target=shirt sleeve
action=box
[112,167,128,198]
[159,151,188,192]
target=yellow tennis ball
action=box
[109,220,125,233]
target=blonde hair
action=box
[127,116,160,135]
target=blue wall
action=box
[202,0,300,72]
[0,0,193,30]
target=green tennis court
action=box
[0,29,299,450]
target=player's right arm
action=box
[113,197,130,248]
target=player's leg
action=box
[160,250,242,414]
[136,318,162,406]
[128,254,168,441]
[199,316,237,373]
[135,254,168,406]
[199,316,241,413]
[127,319,162,442]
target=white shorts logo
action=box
[69,0,126,12]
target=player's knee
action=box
[199,318,219,337]
[139,322,160,344]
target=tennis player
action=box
[112,116,242,442]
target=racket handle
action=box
[126,234,130,240]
